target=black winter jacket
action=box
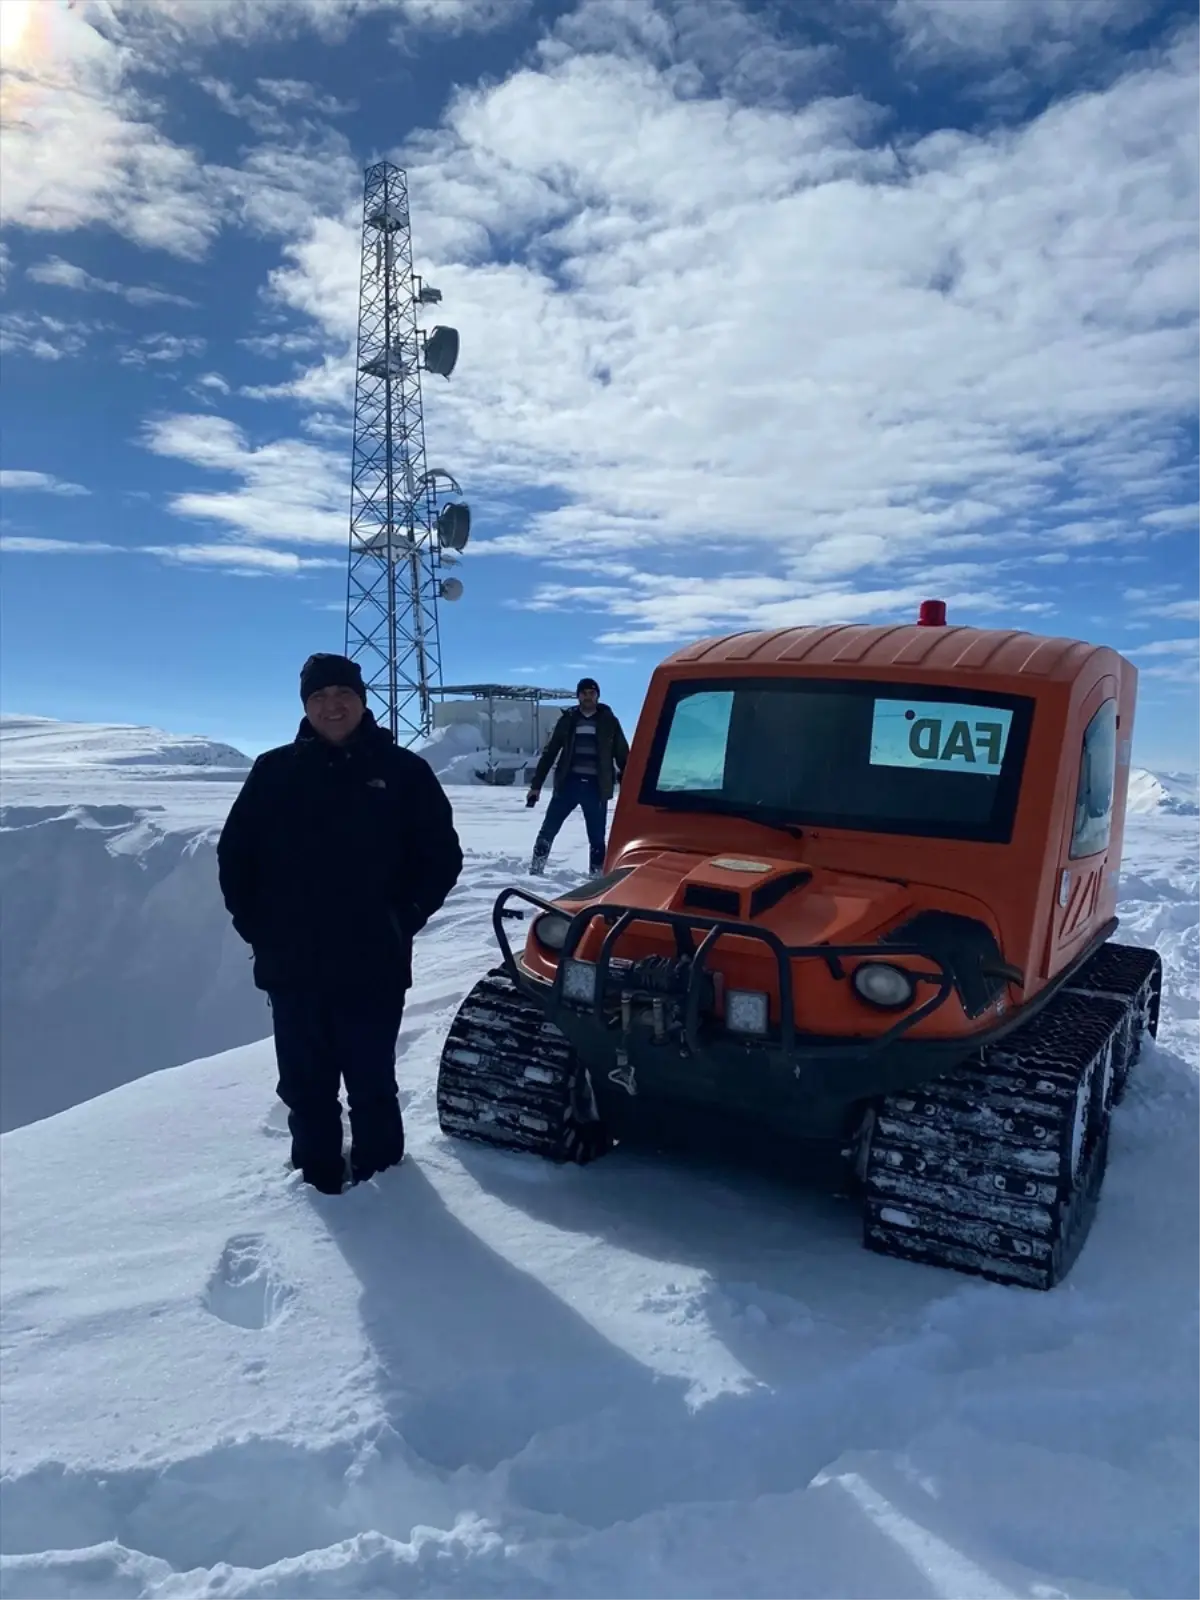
[216,711,463,994]
[531,703,630,803]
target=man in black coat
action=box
[217,652,463,1194]
[526,676,629,876]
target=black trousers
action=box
[268,988,406,1191]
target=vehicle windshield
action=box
[644,678,1034,843]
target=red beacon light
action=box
[917,598,947,627]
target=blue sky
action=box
[1,0,1196,768]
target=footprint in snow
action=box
[204,1233,295,1331]
[260,1101,290,1139]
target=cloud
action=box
[27,255,197,307]
[118,331,206,366]
[1141,504,1198,530]
[1130,637,1199,657]
[0,311,97,359]
[0,470,90,496]
[0,3,223,256]
[107,0,529,48]
[140,542,341,573]
[887,0,1161,70]
[1132,630,1199,683]
[518,567,1005,646]
[541,0,834,104]
[246,18,1196,618]
[0,536,118,554]
[141,412,348,545]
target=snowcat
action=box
[436,602,1162,1290]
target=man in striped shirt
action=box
[526,677,630,876]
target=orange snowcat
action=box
[437,601,1162,1289]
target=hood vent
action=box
[749,868,812,919]
[683,883,742,916]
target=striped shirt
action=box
[570,711,599,778]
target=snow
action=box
[0,716,1197,1598]
[415,722,538,786]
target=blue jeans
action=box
[535,775,608,868]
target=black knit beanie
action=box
[300,652,367,706]
[577,676,599,695]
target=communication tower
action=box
[344,161,471,742]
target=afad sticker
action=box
[870,700,1014,776]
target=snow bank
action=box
[0,803,1196,1599]
[0,802,269,1132]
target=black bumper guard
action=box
[491,886,959,1062]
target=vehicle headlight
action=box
[852,962,915,1010]
[726,989,769,1035]
[561,958,597,1005]
[533,912,571,951]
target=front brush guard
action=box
[490,885,959,1067]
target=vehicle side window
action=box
[1070,699,1117,859]
[656,691,734,790]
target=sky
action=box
[0,0,1197,768]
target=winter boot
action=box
[588,851,605,876]
[529,844,549,876]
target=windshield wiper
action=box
[652,799,805,839]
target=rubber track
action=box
[437,968,591,1161]
[864,985,1133,1289]
[1062,939,1162,1104]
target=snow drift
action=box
[0,802,270,1133]
[0,793,1196,1598]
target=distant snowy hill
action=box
[0,713,251,776]
[1127,767,1200,816]
[1,752,1197,1597]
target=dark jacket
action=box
[532,703,630,803]
[216,711,463,995]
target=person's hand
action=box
[526,788,540,808]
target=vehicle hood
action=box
[561,850,918,948]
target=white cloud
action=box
[887,0,1158,69]
[27,255,196,307]
[1141,504,1198,530]
[1133,629,1199,683]
[0,311,97,359]
[118,331,206,366]
[141,542,341,573]
[519,568,1006,646]
[141,412,348,545]
[0,4,222,256]
[114,0,524,40]
[1131,637,1199,657]
[0,470,90,496]
[0,536,118,554]
[244,19,1196,615]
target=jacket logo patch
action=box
[367,778,387,789]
